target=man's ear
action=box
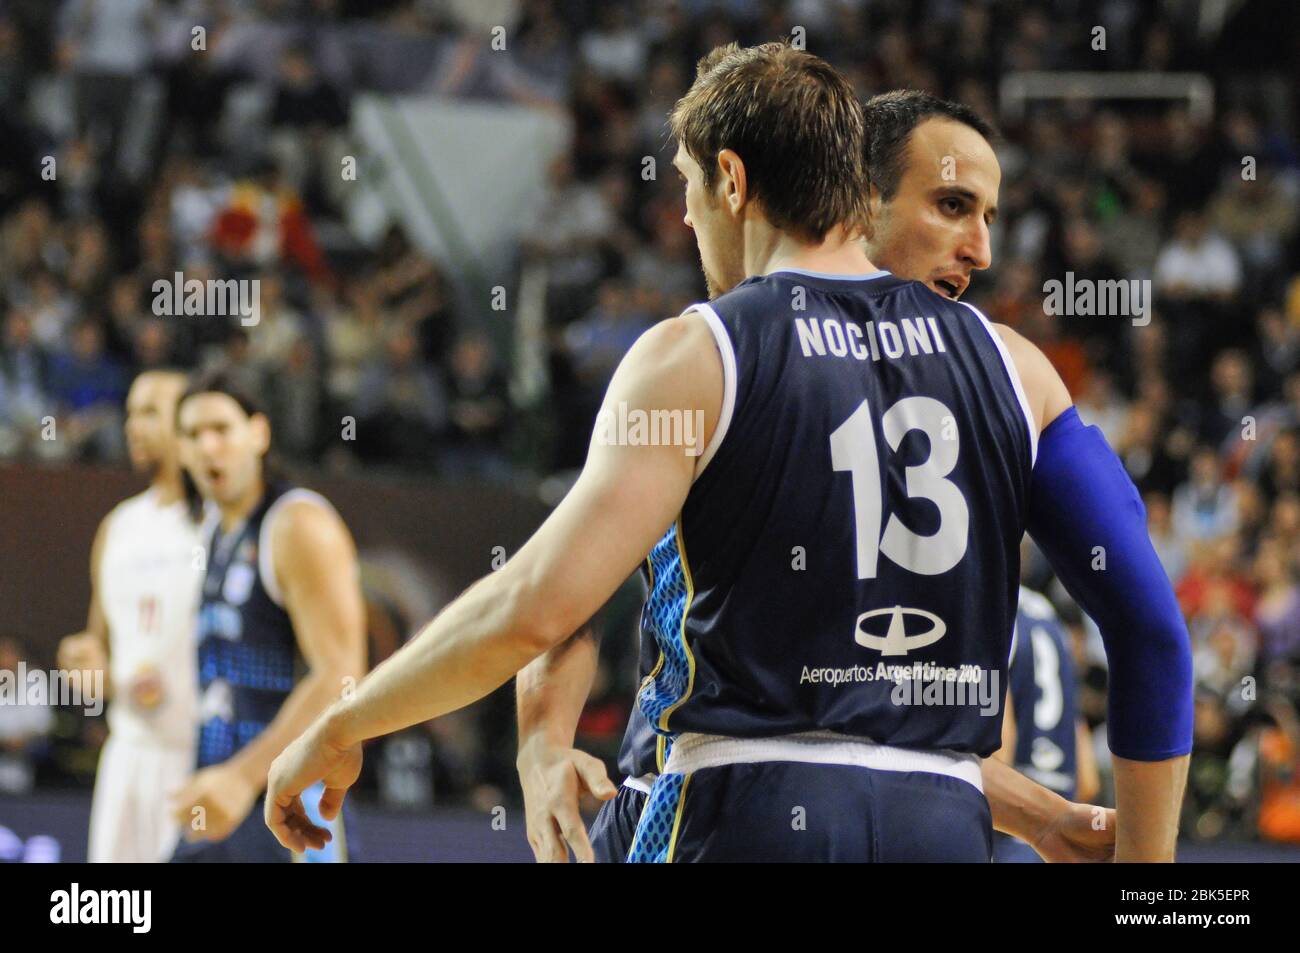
[251,413,272,457]
[715,148,747,214]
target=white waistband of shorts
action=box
[659,731,983,793]
[622,775,654,795]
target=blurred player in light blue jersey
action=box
[992,585,1101,863]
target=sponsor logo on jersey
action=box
[854,606,946,656]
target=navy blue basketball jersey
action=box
[194,484,329,768]
[633,269,1037,758]
[1007,586,1078,798]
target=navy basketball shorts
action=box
[170,782,352,863]
[625,734,992,863]
[589,781,650,863]
[991,831,1044,864]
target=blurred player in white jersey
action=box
[58,370,202,862]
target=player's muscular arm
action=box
[265,314,724,852]
[517,628,618,863]
[231,501,368,791]
[323,314,721,744]
[517,629,600,756]
[58,513,113,698]
[999,324,1193,862]
[982,756,1116,862]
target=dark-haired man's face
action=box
[865,118,999,300]
[674,144,746,299]
[177,393,270,506]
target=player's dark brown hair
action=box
[670,42,869,243]
[863,90,999,202]
[178,367,269,427]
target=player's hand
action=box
[57,632,107,675]
[171,763,261,844]
[517,739,617,863]
[265,716,362,853]
[1032,801,1117,862]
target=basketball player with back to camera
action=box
[58,370,202,862]
[169,370,366,861]
[516,90,1117,863]
[516,90,1124,864]
[265,44,1192,862]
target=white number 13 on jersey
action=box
[830,396,969,578]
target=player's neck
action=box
[219,476,266,532]
[150,464,185,507]
[751,222,880,280]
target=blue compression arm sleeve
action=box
[1026,406,1193,761]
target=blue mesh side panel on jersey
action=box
[198,719,271,767]
[199,640,296,692]
[626,773,688,863]
[636,523,694,731]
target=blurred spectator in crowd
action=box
[266,337,325,463]
[1154,209,1242,301]
[444,331,510,479]
[46,319,126,461]
[1255,537,1300,672]
[0,309,50,458]
[1172,446,1241,544]
[1146,492,1188,583]
[354,326,447,468]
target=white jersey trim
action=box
[258,489,337,608]
[684,302,736,481]
[661,730,984,793]
[962,301,1038,468]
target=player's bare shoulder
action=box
[615,311,724,419]
[268,494,355,568]
[630,310,722,377]
[990,322,1072,434]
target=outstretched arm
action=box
[266,313,722,851]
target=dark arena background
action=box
[0,0,1297,879]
